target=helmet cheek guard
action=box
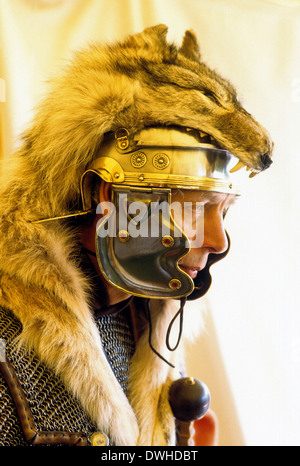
[95,185,194,299]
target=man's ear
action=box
[99,180,112,203]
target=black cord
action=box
[146,297,187,369]
[165,297,187,352]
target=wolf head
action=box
[7,24,273,220]
[108,25,273,173]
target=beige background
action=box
[1,0,299,446]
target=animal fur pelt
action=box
[0,25,273,445]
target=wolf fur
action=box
[0,25,273,445]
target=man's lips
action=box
[179,265,201,279]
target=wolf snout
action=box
[260,152,273,170]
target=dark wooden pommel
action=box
[168,377,210,422]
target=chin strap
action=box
[146,297,187,368]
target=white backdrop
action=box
[1,0,299,446]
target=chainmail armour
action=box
[0,305,135,446]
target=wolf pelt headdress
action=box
[0,25,273,445]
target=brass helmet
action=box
[80,125,240,300]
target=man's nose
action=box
[202,210,228,254]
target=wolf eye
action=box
[202,90,220,105]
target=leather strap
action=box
[0,357,88,446]
[176,420,194,446]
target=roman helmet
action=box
[79,125,240,301]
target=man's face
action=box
[171,189,237,279]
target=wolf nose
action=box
[260,152,273,170]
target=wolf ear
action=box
[126,24,169,50]
[139,24,169,45]
[180,30,201,61]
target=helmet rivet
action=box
[169,279,182,290]
[138,174,144,181]
[118,230,130,242]
[114,173,120,179]
[115,128,130,151]
[162,235,174,247]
